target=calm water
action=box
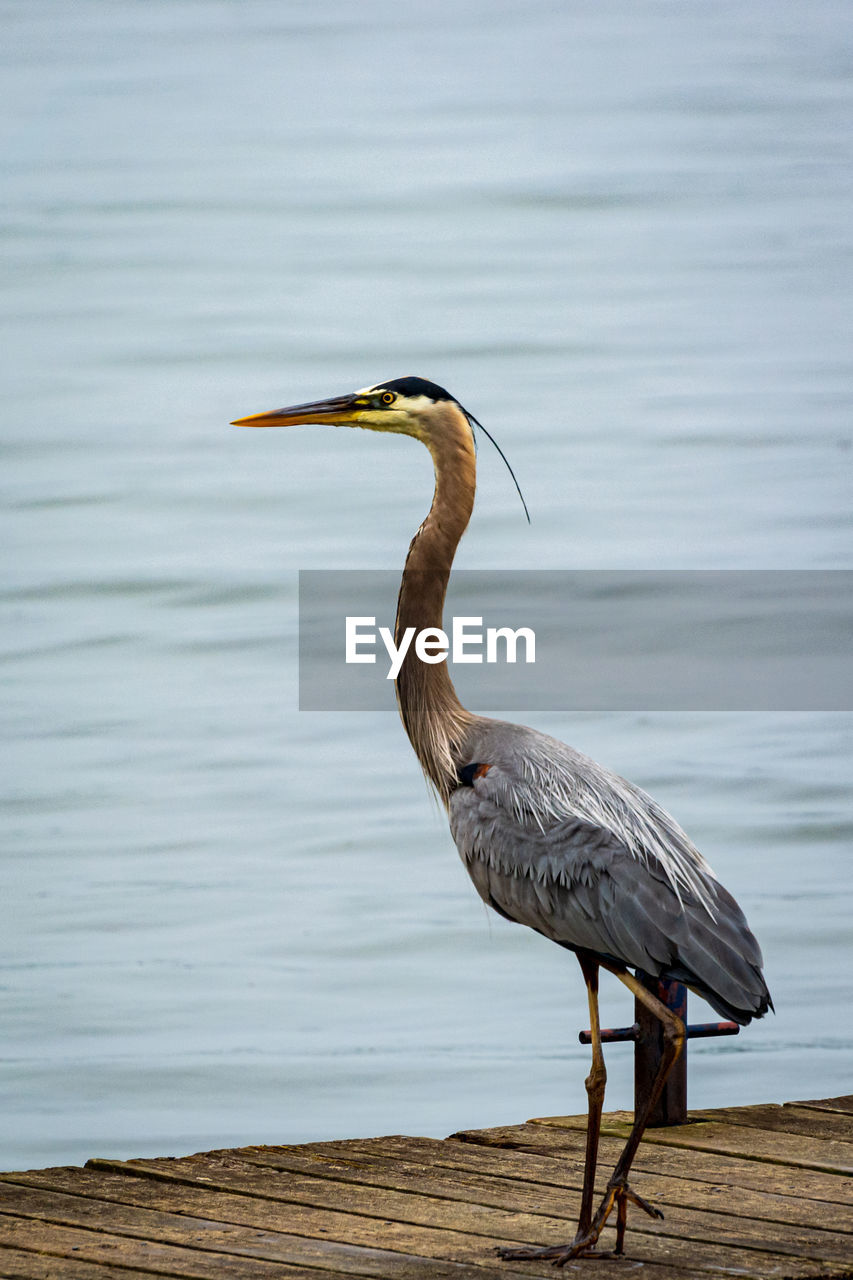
[2,1,852,1172]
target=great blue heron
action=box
[233,376,772,1264]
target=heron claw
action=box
[497,1181,663,1265]
[622,1184,664,1221]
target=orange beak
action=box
[231,393,363,429]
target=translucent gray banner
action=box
[298,571,853,711]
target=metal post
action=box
[578,975,740,1127]
[634,973,687,1126]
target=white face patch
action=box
[359,386,437,415]
[347,380,464,447]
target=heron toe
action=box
[497,1182,664,1267]
[497,1240,615,1265]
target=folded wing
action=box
[450,736,771,1025]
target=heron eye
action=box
[380,391,395,405]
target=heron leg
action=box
[497,950,607,1263]
[497,965,684,1266]
[576,951,606,1236]
[569,966,685,1259]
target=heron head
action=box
[231,375,457,444]
[232,375,529,520]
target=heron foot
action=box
[497,1242,616,1264]
[497,1181,663,1266]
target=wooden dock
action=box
[1,1096,851,1279]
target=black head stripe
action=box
[377,376,455,402]
[366,376,529,523]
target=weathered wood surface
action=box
[795,1096,853,1116]
[1,1097,851,1279]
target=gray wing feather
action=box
[450,730,771,1024]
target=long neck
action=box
[395,404,477,803]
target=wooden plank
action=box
[0,1170,712,1280]
[3,1167,835,1280]
[49,1151,848,1275]
[689,1103,853,1143]
[0,1215,352,1279]
[0,1245,166,1280]
[0,1168,547,1280]
[793,1096,853,1117]
[0,1183,559,1280]
[72,1148,853,1266]
[221,1137,853,1234]
[0,1179,736,1280]
[443,1126,853,1205]
[525,1113,853,1176]
[8,1162,582,1251]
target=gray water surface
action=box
[2,0,852,1171]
